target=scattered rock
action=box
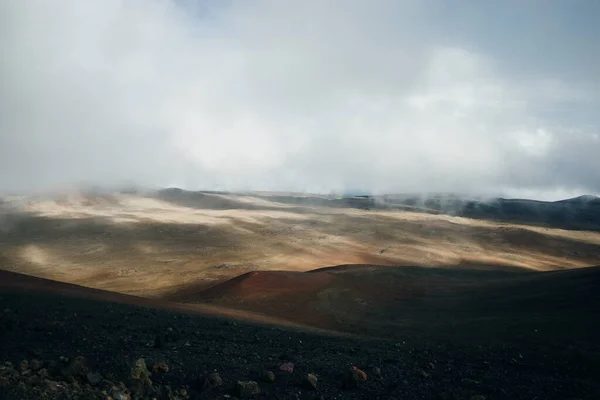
[61,356,88,379]
[18,360,29,373]
[71,381,81,392]
[470,396,486,400]
[305,373,318,389]
[235,380,260,398]
[111,385,131,400]
[344,366,367,389]
[263,370,276,383]
[202,372,223,390]
[29,359,42,371]
[38,368,49,379]
[176,387,190,399]
[27,374,42,386]
[372,367,382,378]
[87,371,103,386]
[279,362,294,373]
[152,361,169,375]
[44,379,67,392]
[129,358,152,397]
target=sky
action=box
[1,0,599,200]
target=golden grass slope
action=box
[1,190,599,298]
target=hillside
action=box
[1,268,599,399]
[172,264,600,342]
[2,189,600,299]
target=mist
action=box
[1,0,599,200]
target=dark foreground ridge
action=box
[1,271,600,399]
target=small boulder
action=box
[177,387,189,399]
[372,367,382,378]
[279,362,294,373]
[38,369,49,379]
[61,356,88,379]
[111,385,131,400]
[86,372,103,386]
[305,373,318,390]
[235,380,260,398]
[470,396,486,400]
[0,363,14,377]
[343,366,367,389]
[129,358,152,397]
[130,359,151,382]
[152,361,169,375]
[29,359,42,371]
[203,372,223,390]
[44,379,66,392]
[263,370,276,383]
[151,361,169,383]
[18,360,29,373]
[71,381,81,392]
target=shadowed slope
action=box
[0,270,337,332]
[177,264,600,341]
[173,271,339,327]
[167,270,335,302]
[3,272,600,400]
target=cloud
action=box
[1,0,598,199]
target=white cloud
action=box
[0,0,598,198]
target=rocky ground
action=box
[1,289,599,399]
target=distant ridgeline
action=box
[149,188,600,231]
[348,194,600,231]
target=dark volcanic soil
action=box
[1,284,600,400]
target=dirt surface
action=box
[1,276,600,399]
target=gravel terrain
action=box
[1,287,599,399]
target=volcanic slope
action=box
[2,269,600,400]
[173,264,600,343]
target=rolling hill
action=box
[169,264,600,342]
